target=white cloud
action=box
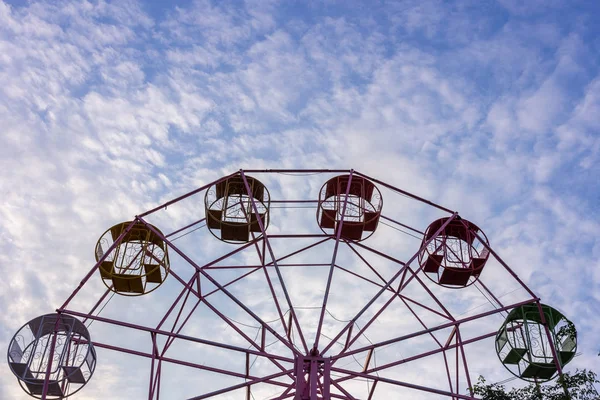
[1,0,599,398]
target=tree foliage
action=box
[472,370,600,400]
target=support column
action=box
[294,353,331,400]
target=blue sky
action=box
[0,0,599,399]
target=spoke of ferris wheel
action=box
[185,368,295,400]
[157,265,275,348]
[330,329,501,389]
[59,219,142,312]
[61,309,295,364]
[344,241,394,290]
[148,332,159,399]
[128,341,295,392]
[314,170,355,351]
[441,237,505,311]
[82,285,113,325]
[245,220,291,343]
[398,295,445,348]
[472,230,538,299]
[353,170,455,214]
[157,275,204,354]
[150,266,298,384]
[139,171,240,218]
[165,217,206,238]
[337,246,462,355]
[331,366,479,400]
[166,267,268,349]
[156,271,199,332]
[456,327,474,396]
[340,242,452,320]
[164,267,297,382]
[320,214,459,356]
[239,170,310,354]
[442,349,454,396]
[138,216,304,357]
[349,239,455,320]
[357,323,526,379]
[66,339,294,395]
[158,237,331,356]
[331,297,538,367]
[332,263,453,321]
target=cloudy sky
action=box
[1,0,599,399]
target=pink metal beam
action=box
[61,309,294,363]
[204,263,332,269]
[58,219,141,311]
[315,170,355,350]
[246,219,290,342]
[166,217,206,238]
[165,266,298,383]
[535,301,567,381]
[375,324,519,378]
[332,297,538,364]
[85,339,293,390]
[138,216,303,356]
[186,370,294,400]
[345,242,393,292]
[242,169,350,173]
[380,214,425,236]
[165,268,263,350]
[82,286,113,324]
[330,366,479,400]
[443,350,454,397]
[457,327,473,396]
[341,243,452,321]
[399,296,444,348]
[332,328,500,387]
[406,269,456,321]
[40,321,60,400]
[156,272,199,331]
[472,230,538,299]
[157,239,336,361]
[240,170,309,353]
[148,332,158,400]
[139,171,240,217]
[322,215,459,355]
[353,170,455,214]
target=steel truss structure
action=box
[7,169,572,400]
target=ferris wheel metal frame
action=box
[7,169,575,400]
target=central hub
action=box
[294,352,331,400]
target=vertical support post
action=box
[442,350,454,397]
[322,213,459,356]
[59,220,141,311]
[246,353,251,400]
[344,324,354,350]
[138,216,300,356]
[455,332,460,400]
[535,302,570,398]
[323,358,331,400]
[315,171,355,350]
[367,380,378,400]
[456,327,473,396]
[156,360,162,400]
[41,315,61,400]
[295,356,306,400]
[239,170,309,353]
[310,359,318,400]
[293,354,331,400]
[472,231,538,300]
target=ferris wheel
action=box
[7,169,577,399]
